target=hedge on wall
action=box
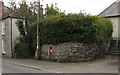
[38,13,113,46]
[95,17,113,47]
[14,13,113,58]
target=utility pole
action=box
[35,0,40,59]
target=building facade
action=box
[1,17,19,58]
[99,0,120,55]
[0,0,4,57]
[0,1,19,58]
[99,0,120,41]
[0,0,45,58]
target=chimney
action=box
[0,0,4,18]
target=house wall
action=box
[0,2,3,58]
[11,18,19,53]
[0,25,1,60]
[118,1,120,40]
[98,1,120,40]
[2,18,12,58]
[109,17,119,40]
[0,20,1,74]
[2,18,19,58]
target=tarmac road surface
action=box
[2,62,49,73]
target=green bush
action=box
[14,36,35,58]
[15,20,36,58]
[14,42,32,58]
[95,17,113,45]
[95,17,113,56]
[15,13,112,58]
[38,14,113,45]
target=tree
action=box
[14,2,38,58]
[45,4,63,16]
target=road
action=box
[2,62,49,73]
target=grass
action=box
[108,62,118,65]
[62,57,106,64]
[64,55,118,64]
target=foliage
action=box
[95,17,113,44]
[95,17,113,51]
[14,3,64,58]
[14,2,37,58]
[36,13,112,46]
[16,20,25,36]
[45,4,64,16]
[14,42,31,58]
[14,2,113,58]
[34,13,112,57]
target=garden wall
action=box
[41,43,102,62]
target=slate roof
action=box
[98,0,120,17]
[0,7,22,21]
[1,4,30,20]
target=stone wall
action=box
[41,43,102,62]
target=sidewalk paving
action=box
[2,56,119,73]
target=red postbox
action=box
[49,45,53,55]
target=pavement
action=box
[2,55,119,73]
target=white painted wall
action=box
[1,17,19,58]
[110,17,119,40]
[11,18,20,51]
[118,17,120,39]
[1,17,20,58]
[0,24,1,59]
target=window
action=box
[2,23,5,36]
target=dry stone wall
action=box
[41,43,102,62]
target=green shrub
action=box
[38,14,113,45]
[14,21,36,58]
[16,13,112,58]
[95,17,113,56]
[14,42,32,58]
[95,17,113,45]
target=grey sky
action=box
[3,0,117,15]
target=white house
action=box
[0,0,43,58]
[0,1,20,58]
[1,16,20,58]
[99,0,120,55]
[99,0,120,41]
